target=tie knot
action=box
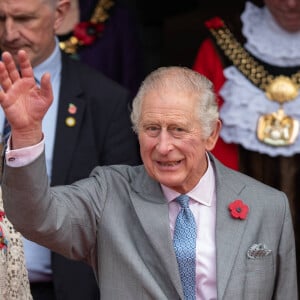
[176,194,190,208]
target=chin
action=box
[157,176,184,189]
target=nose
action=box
[3,18,19,42]
[156,130,174,154]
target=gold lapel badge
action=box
[65,116,76,127]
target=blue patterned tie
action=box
[173,194,197,300]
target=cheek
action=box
[183,139,205,154]
[139,135,156,152]
[140,144,154,164]
[28,19,53,39]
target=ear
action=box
[205,119,222,151]
[53,0,71,31]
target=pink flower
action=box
[229,200,249,220]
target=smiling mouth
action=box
[157,160,182,167]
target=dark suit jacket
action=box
[50,52,141,299]
[2,153,297,299]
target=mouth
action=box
[2,47,20,55]
[2,44,24,52]
[157,160,182,167]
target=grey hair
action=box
[131,66,219,138]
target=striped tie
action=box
[173,194,197,300]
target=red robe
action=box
[193,38,238,170]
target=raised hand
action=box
[0,50,53,149]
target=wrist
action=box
[10,128,43,149]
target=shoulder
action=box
[211,154,292,233]
[210,153,289,205]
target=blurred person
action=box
[0,187,32,300]
[193,0,300,284]
[0,57,297,299]
[0,0,141,299]
[56,0,145,97]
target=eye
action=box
[169,126,186,137]
[143,125,160,137]
[174,127,184,132]
[14,16,32,23]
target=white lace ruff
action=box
[220,2,300,156]
[241,2,300,66]
[0,189,32,300]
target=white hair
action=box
[131,66,219,138]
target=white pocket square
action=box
[247,243,272,259]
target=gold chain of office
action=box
[208,19,300,147]
[208,20,300,104]
[59,0,114,55]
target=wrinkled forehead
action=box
[0,0,53,11]
[141,87,199,119]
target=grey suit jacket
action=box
[2,152,297,299]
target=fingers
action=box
[40,72,54,107]
[1,52,20,88]
[0,50,34,93]
[0,59,12,93]
[0,89,7,106]
[17,50,34,79]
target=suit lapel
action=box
[51,54,86,185]
[131,157,250,299]
[131,169,184,298]
[211,155,249,299]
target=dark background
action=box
[119,0,263,76]
[120,0,255,75]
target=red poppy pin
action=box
[205,17,224,29]
[68,103,77,115]
[228,199,249,220]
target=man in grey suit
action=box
[0,51,297,299]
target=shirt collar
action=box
[161,153,215,207]
[33,37,62,83]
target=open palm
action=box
[0,50,53,147]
